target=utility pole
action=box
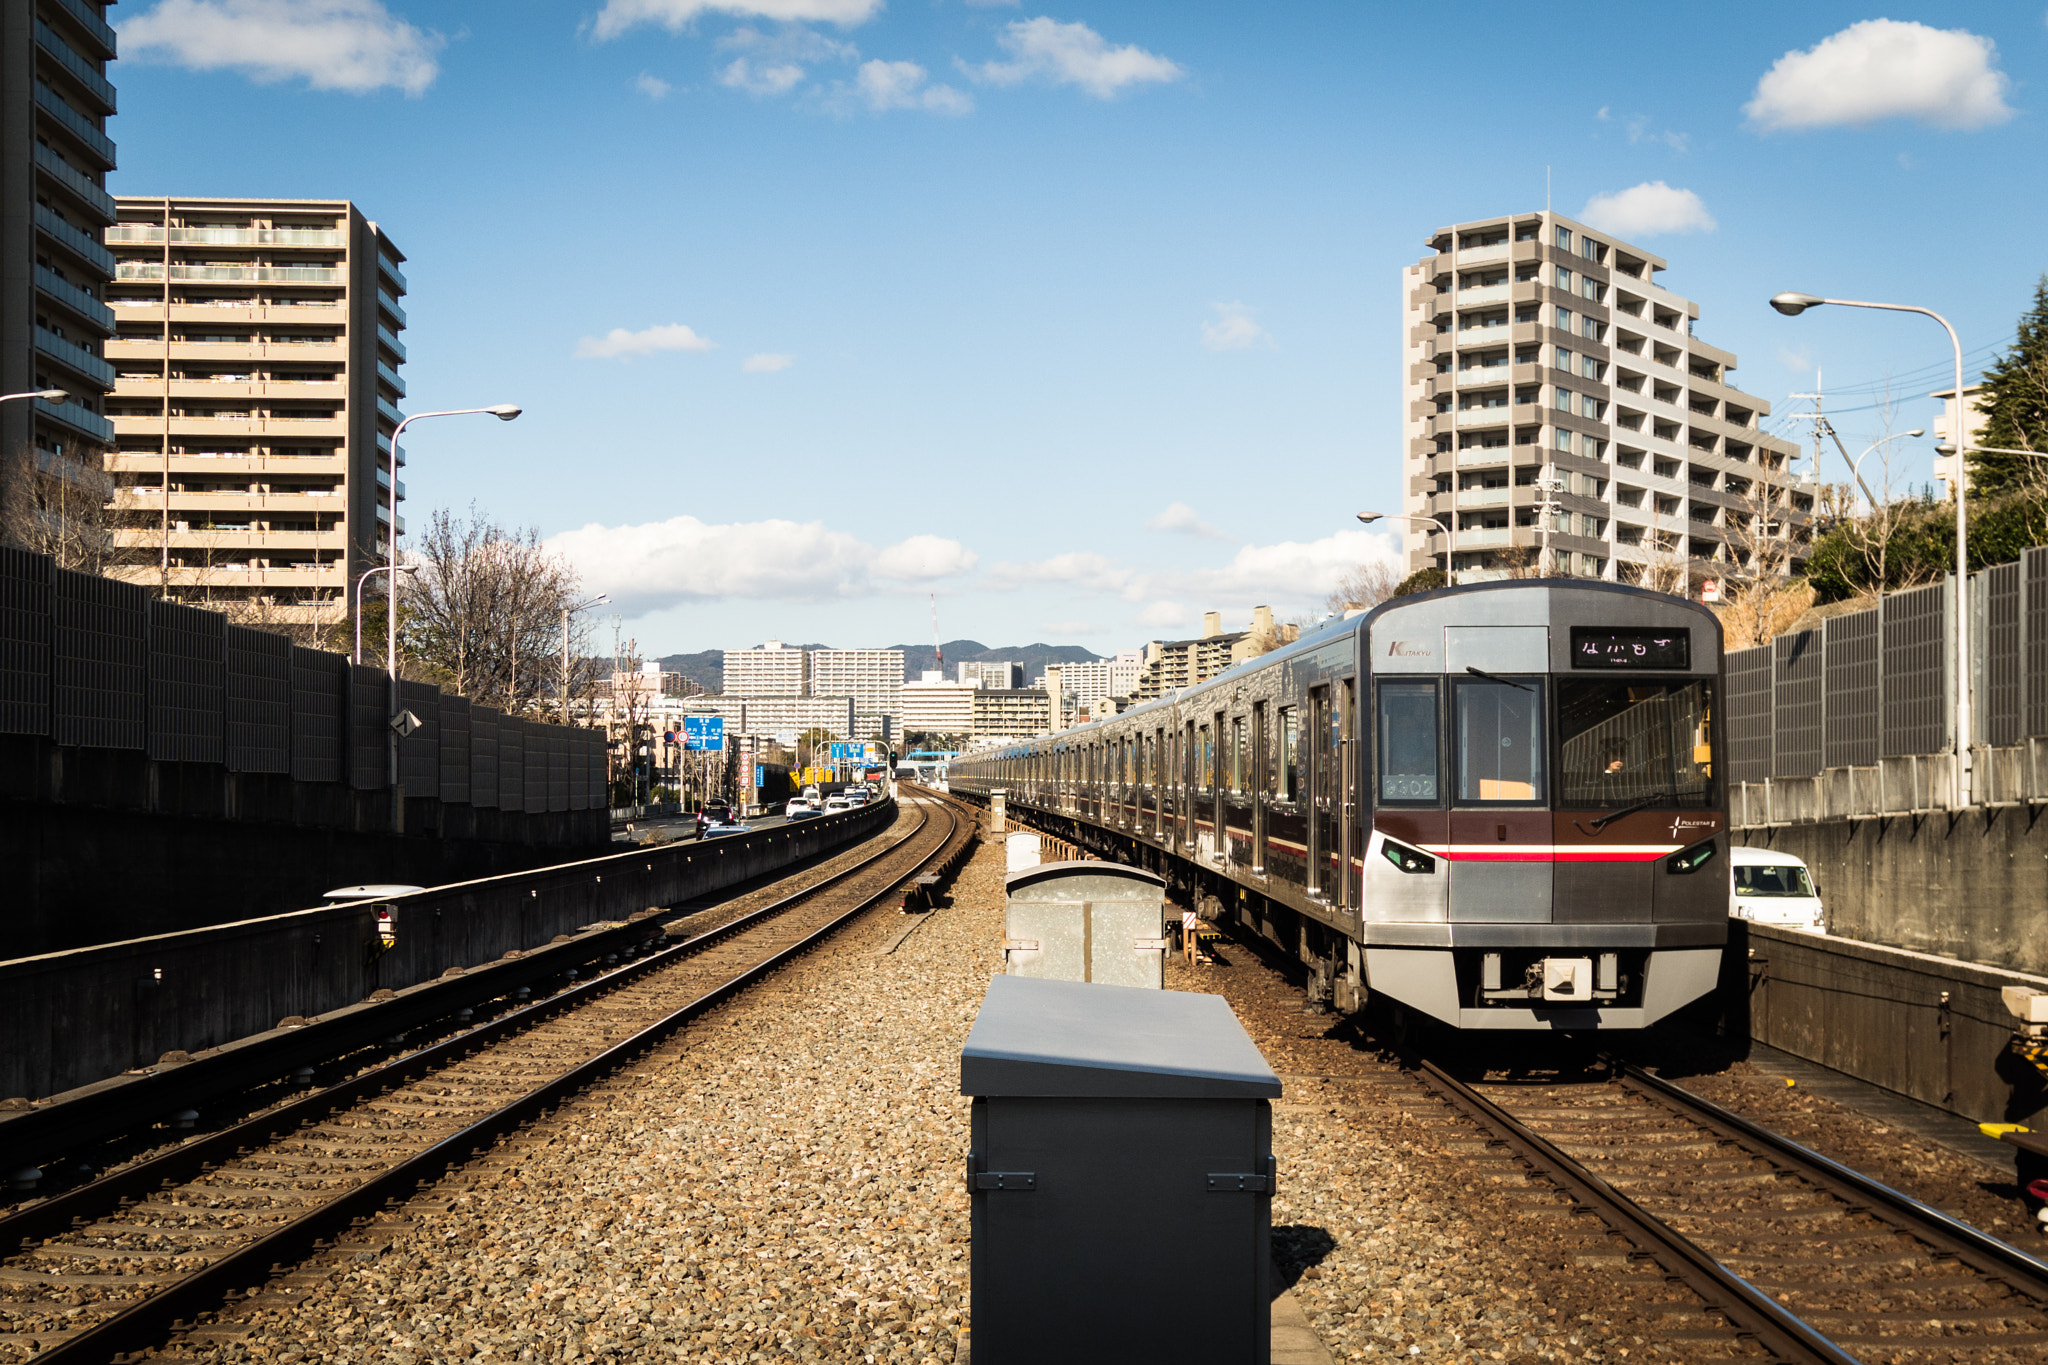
[1534,460,1566,576]
[930,592,942,672]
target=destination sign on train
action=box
[1569,627,1690,670]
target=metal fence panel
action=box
[440,693,471,806]
[289,646,346,783]
[1724,644,1773,786]
[51,567,147,750]
[1984,560,2022,747]
[547,726,570,812]
[1772,629,1824,779]
[587,730,608,810]
[470,705,499,809]
[498,715,524,812]
[224,624,290,773]
[398,678,441,799]
[0,547,53,736]
[568,726,589,810]
[147,599,227,765]
[2027,546,2048,739]
[348,664,386,790]
[1822,608,1879,768]
[1881,579,1949,757]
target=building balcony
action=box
[1452,323,1511,349]
[115,263,345,286]
[33,325,113,388]
[35,265,114,331]
[377,324,407,362]
[1455,365,1511,387]
[111,413,347,438]
[137,564,348,590]
[1455,284,1510,307]
[106,338,344,363]
[376,359,406,398]
[106,302,346,328]
[1454,408,1510,428]
[114,490,347,514]
[34,395,112,443]
[1454,447,1513,468]
[107,451,346,475]
[378,254,408,292]
[35,19,116,113]
[106,226,345,247]
[35,204,113,276]
[33,81,113,169]
[112,379,346,401]
[1455,243,1510,267]
[377,290,407,327]
[33,142,114,220]
[112,527,347,552]
[46,0,117,58]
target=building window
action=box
[1515,346,1539,364]
[1581,317,1602,341]
[1555,227,1573,251]
[1580,356,1602,380]
[1554,388,1572,412]
[1554,347,1574,372]
[1581,395,1601,419]
[1554,267,1573,290]
[1556,307,1574,331]
[1555,430,1574,453]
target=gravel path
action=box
[171,805,1001,1364]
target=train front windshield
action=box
[1555,680,1716,809]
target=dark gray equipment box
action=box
[961,974,1282,1364]
[1002,860,1169,988]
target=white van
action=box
[1729,846,1825,932]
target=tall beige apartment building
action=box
[0,1,119,494]
[1402,212,1810,587]
[101,197,408,627]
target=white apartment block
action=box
[1110,650,1143,698]
[901,671,974,738]
[723,639,809,697]
[101,197,408,626]
[957,660,1020,689]
[810,648,902,731]
[1403,212,1810,587]
[1053,659,1111,704]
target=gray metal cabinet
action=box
[962,974,1281,1363]
[1002,861,1168,988]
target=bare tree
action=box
[1,442,117,572]
[1322,560,1403,616]
[401,505,585,713]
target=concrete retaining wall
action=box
[1743,920,2048,1127]
[1735,809,2048,976]
[0,803,893,1102]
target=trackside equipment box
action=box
[961,974,1281,1364]
[1002,861,1168,988]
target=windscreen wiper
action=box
[1575,796,1658,836]
[1463,666,1531,692]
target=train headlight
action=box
[1381,839,1436,875]
[1665,840,1718,875]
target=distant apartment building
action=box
[1134,611,1269,700]
[1110,649,1143,699]
[0,1,119,514]
[723,639,809,697]
[811,647,902,735]
[901,671,974,739]
[680,693,854,742]
[1052,658,1111,704]
[1929,383,1987,501]
[972,687,1050,741]
[1402,212,1809,587]
[100,197,407,627]
[957,660,1021,690]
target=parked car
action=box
[785,799,819,820]
[1730,846,1825,932]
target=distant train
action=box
[947,580,1729,1031]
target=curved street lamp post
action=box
[1357,510,1455,586]
[1770,292,1971,807]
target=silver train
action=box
[948,580,1729,1031]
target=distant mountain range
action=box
[651,639,1104,695]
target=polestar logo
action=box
[1387,640,1431,658]
[1670,816,1717,837]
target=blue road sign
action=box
[830,741,860,763]
[683,716,724,750]
[754,764,765,788]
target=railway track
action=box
[0,794,974,1364]
[1419,1057,2048,1364]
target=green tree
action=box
[1970,275,2048,497]
[1392,567,1447,597]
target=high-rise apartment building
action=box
[100,197,407,626]
[1402,212,1809,586]
[1109,649,1143,699]
[0,1,118,510]
[901,671,974,740]
[810,647,902,734]
[723,639,809,697]
[956,660,1020,690]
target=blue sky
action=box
[110,2,2048,657]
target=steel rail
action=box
[1414,1059,1862,1365]
[1617,1061,2048,1300]
[33,799,968,1364]
[0,800,932,1262]
[14,799,970,1363]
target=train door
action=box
[1306,686,1330,896]
[1251,702,1268,872]
[1339,679,1356,910]
[1212,710,1227,861]
[1181,720,1196,849]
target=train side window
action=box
[1453,677,1546,805]
[1198,725,1212,790]
[1277,706,1299,801]
[1377,680,1441,805]
[1231,716,1245,793]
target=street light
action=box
[1770,292,1971,808]
[354,563,418,665]
[560,593,609,726]
[1831,430,1924,511]
[1357,510,1455,586]
[0,388,69,403]
[384,405,521,823]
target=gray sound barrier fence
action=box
[2020,546,2047,740]
[1772,630,1823,779]
[1822,609,1879,768]
[0,546,611,817]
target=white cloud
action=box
[833,59,973,114]
[1038,619,1100,636]
[743,353,795,372]
[719,57,806,95]
[592,0,880,41]
[1137,601,1189,629]
[1578,182,1716,238]
[1745,20,2014,131]
[636,72,673,98]
[981,551,1133,596]
[1777,346,1813,374]
[1200,302,1272,353]
[964,0,1020,7]
[574,322,718,360]
[120,0,442,95]
[1145,502,1234,542]
[968,17,1182,99]
[547,516,975,615]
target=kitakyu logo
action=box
[1387,640,1432,658]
